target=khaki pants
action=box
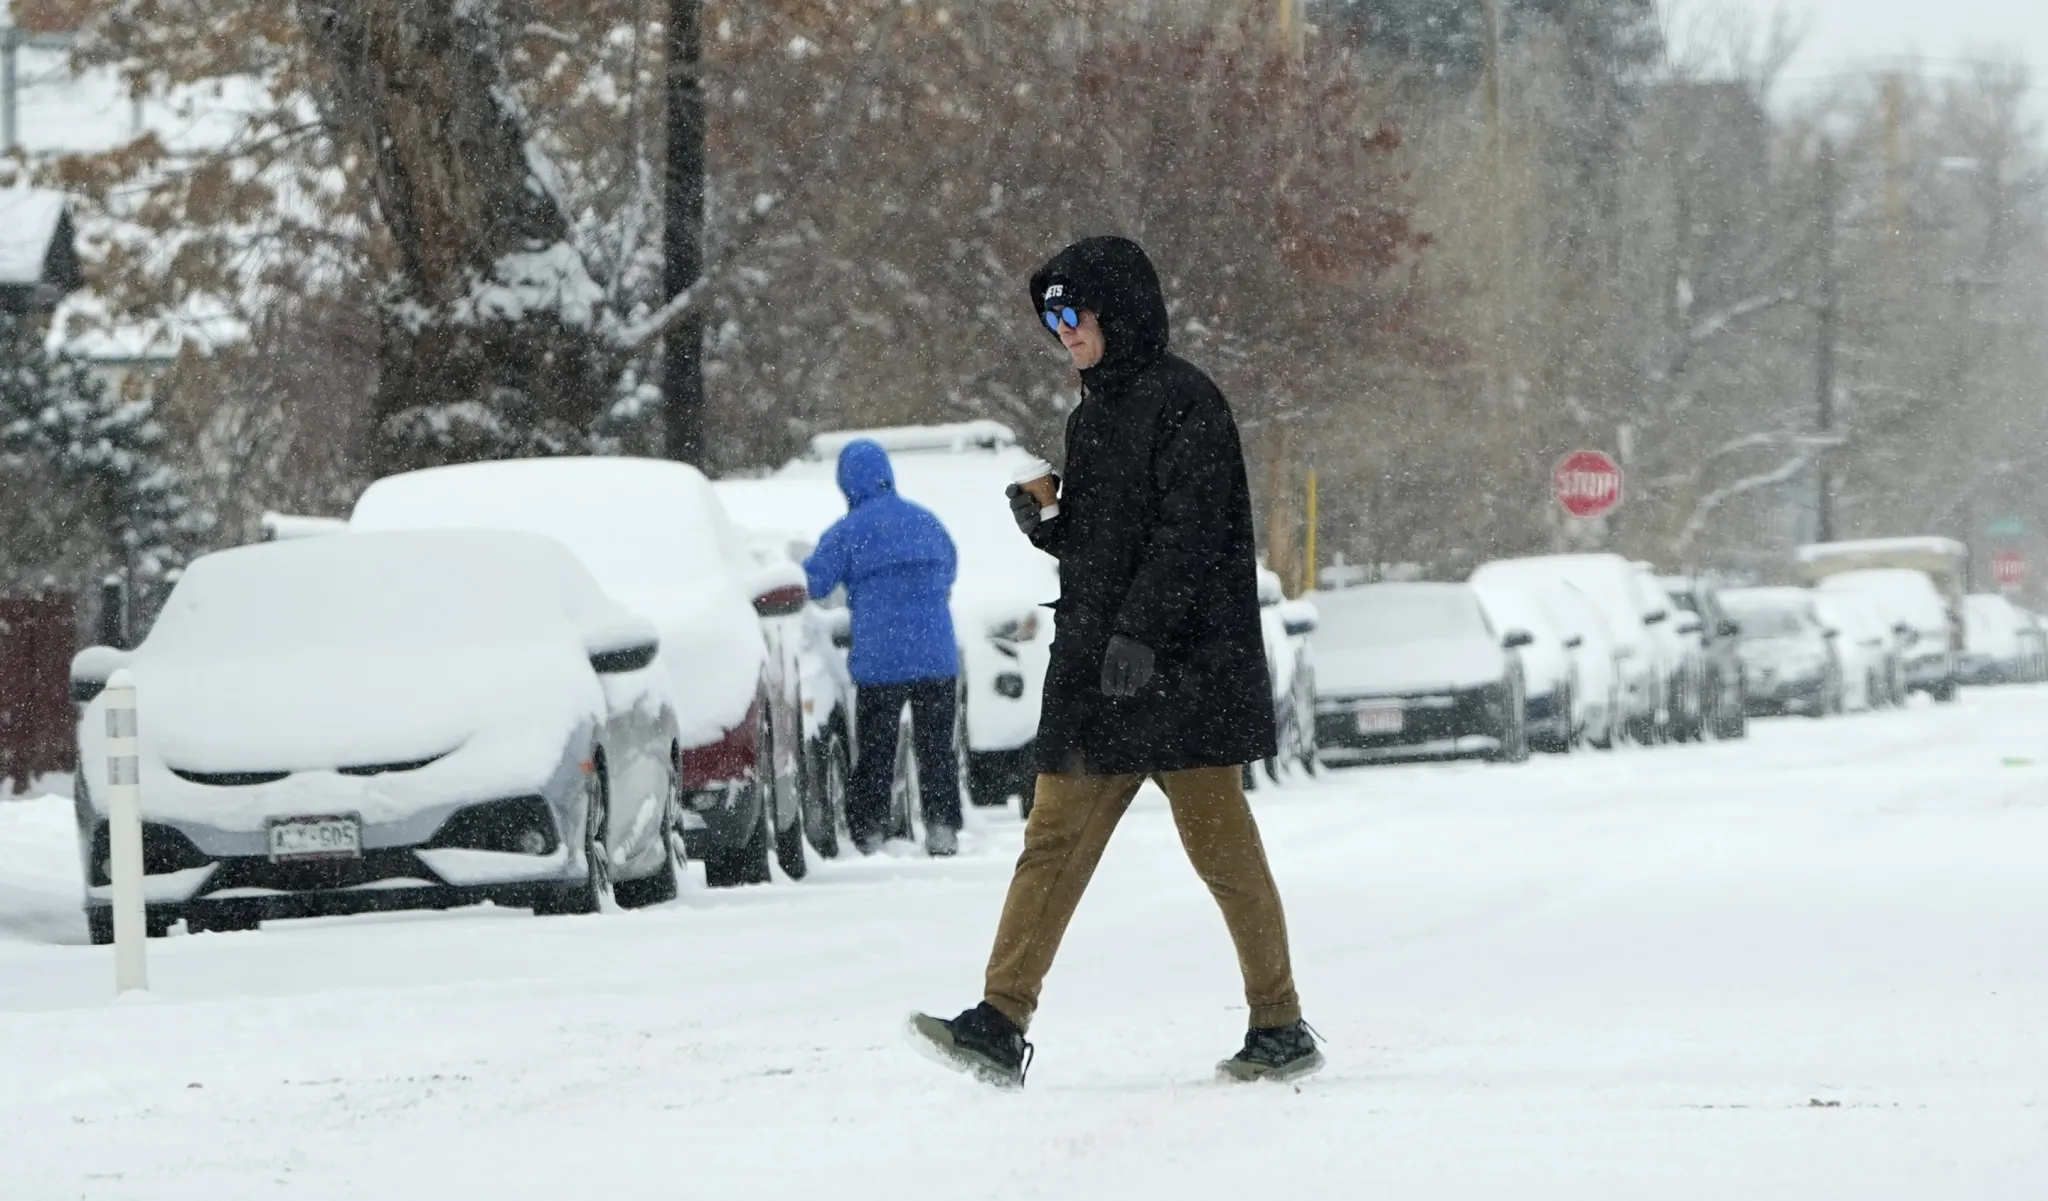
[983,765,1302,1032]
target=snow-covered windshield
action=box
[1723,601,1806,639]
[1315,587,1491,646]
[147,532,597,659]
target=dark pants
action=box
[852,676,963,846]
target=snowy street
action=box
[5,691,2048,1199]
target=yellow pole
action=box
[1303,468,1318,595]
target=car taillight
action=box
[680,704,759,789]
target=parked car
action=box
[69,531,681,942]
[1660,575,1749,739]
[1471,555,1663,744]
[1720,587,1841,717]
[1634,565,1707,742]
[2014,608,2048,683]
[1537,579,1624,750]
[1250,567,1319,785]
[1813,591,1895,710]
[1962,593,2029,685]
[1309,582,1530,766]
[352,457,816,887]
[1814,588,1907,706]
[1471,574,1583,753]
[740,422,1061,815]
[1800,539,1964,702]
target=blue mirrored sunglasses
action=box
[1043,306,1079,333]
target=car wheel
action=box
[538,759,613,914]
[803,727,849,859]
[1932,675,1959,703]
[704,795,773,887]
[615,757,681,909]
[188,911,260,934]
[87,909,175,944]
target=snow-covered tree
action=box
[0,315,205,591]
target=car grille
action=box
[1316,689,1496,749]
[202,849,440,894]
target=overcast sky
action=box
[1694,0,2048,106]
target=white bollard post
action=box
[103,669,148,995]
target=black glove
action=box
[1006,483,1041,536]
[1100,634,1156,698]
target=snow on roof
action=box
[0,188,67,286]
[11,42,264,158]
[45,289,249,363]
[1795,537,1967,566]
[803,421,1019,461]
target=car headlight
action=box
[989,612,1040,643]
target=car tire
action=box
[775,808,808,880]
[1932,675,1959,703]
[537,759,614,914]
[617,754,683,909]
[804,728,849,859]
[704,799,772,887]
[1491,680,1530,764]
[188,911,260,934]
[87,909,176,944]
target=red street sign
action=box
[1553,450,1623,519]
[1993,551,2025,588]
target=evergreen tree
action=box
[0,314,205,588]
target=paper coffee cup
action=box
[1013,457,1059,520]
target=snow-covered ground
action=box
[5,691,2048,1199]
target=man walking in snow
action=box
[804,439,964,857]
[909,236,1320,1085]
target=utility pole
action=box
[662,0,706,466]
[1815,138,1839,544]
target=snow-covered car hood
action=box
[135,640,602,776]
[1737,637,1828,673]
[1316,639,1505,697]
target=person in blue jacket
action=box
[804,439,963,856]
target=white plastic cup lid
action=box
[1012,457,1054,485]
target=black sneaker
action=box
[1217,1020,1324,1083]
[906,1002,1034,1089]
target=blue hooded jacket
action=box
[803,440,961,686]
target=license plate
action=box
[268,816,362,862]
[1355,704,1404,735]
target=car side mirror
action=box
[70,646,131,704]
[585,613,661,675]
[1502,629,1535,650]
[1563,635,1584,650]
[1822,627,1840,640]
[1718,618,1741,638]
[1676,617,1702,636]
[748,560,809,618]
[1644,610,1669,626]
[1278,600,1318,638]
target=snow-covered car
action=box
[733,422,1059,813]
[1470,574,1583,753]
[1962,593,2029,686]
[1660,575,1750,739]
[1471,555,1663,744]
[351,458,815,887]
[68,531,681,942]
[2014,608,2048,684]
[1308,582,1530,766]
[1813,591,1899,710]
[1816,568,1958,702]
[1632,565,1707,742]
[1251,566,1319,784]
[1721,587,1841,717]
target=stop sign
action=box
[1993,551,2025,589]
[1553,450,1623,519]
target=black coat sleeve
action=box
[1112,385,1239,648]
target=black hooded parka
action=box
[1027,236,1278,775]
